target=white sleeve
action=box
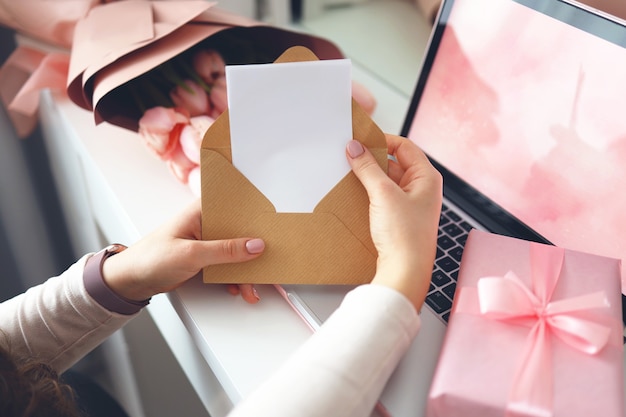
[0,254,138,372]
[228,284,421,417]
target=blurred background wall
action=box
[0,25,74,301]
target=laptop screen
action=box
[403,0,626,277]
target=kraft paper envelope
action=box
[201,46,387,285]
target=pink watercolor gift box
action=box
[427,229,624,417]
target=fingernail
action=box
[252,286,260,300]
[347,140,365,158]
[245,238,265,254]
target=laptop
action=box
[278,0,626,415]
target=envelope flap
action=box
[351,95,388,165]
[201,107,232,159]
[201,148,276,214]
[273,44,318,63]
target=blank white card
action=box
[226,59,352,213]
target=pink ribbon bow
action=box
[476,243,611,417]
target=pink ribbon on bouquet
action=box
[0,46,70,138]
[475,243,611,417]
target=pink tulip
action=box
[351,80,377,116]
[170,80,212,117]
[209,75,228,118]
[179,115,214,164]
[166,140,197,184]
[138,106,189,160]
[193,49,226,85]
[188,166,201,196]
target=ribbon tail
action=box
[0,47,70,138]
[9,52,70,116]
[530,243,564,304]
[506,321,554,417]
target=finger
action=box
[239,284,260,304]
[226,284,240,296]
[346,140,393,195]
[386,134,433,172]
[387,158,405,184]
[386,134,441,193]
[193,237,265,267]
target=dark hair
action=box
[0,343,83,417]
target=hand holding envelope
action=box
[201,46,388,285]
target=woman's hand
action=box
[346,134,442,311]
[101,200,264,304]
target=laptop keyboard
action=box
[425,202,475,323]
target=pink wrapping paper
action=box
[0,0,98,48]
[427,229,624,417]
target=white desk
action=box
[38,3,435,416]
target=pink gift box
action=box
[427,229,624,417]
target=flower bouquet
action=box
[66,0,376,195]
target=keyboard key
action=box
[448,246,464,262]
[431,269,451,287]
[436,247,444,259]
[437,235,455,250]
[442,312,451,322]
[442,223,464,237]
[447,211,462,222]
[436,256,459,273]
[442,282,456,299]
[456,234,468,246]
[439,213,451,226]
[425,291,453,314]
[460,221,473,232]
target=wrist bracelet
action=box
[83,244,150,315]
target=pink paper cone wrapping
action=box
[427,229,624,417]
[0,0,98,48]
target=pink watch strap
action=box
[83,245,150,315]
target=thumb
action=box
[346,140,391,194]
[194,237,265,267]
